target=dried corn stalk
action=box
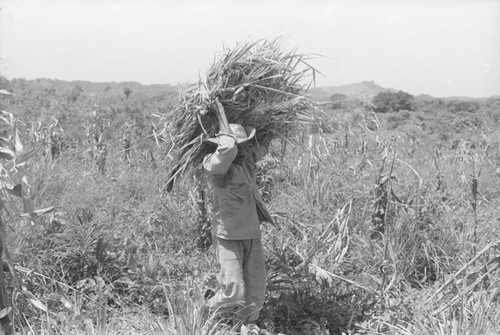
[161,38,319,191]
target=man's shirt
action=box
[203,135,273,240]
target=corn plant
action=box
[0,99,55,334]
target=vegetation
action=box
[372,90,415,113]
[0,75,499,335]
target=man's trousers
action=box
[206,237,266,324]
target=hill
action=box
[4,77,496,103]
[308,80,395,101]
[3,77,179,98]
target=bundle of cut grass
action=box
[163,38,319,191]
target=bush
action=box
[330,93,347,101]
[446,100,480,113]
[372,90,415,113]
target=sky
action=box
[0,0,499,98]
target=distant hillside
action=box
[308,80,395,101]
[7,78,494,103]
[415,93,500,103]
[4,78,179,98]
[67,80,179,97]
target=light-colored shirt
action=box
[203,135,273,240]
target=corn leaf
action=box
[56,282,72,310]
[0,147,15,161]
[0,307,11,320]
[20,206,55,219]
[23,290,47,312]
[0,89,14,96]
[6,184,22,198]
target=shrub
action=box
[372,90,415,113]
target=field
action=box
[0,78,500,334]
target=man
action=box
[202,99,273,327]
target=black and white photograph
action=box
[0,1,499,334]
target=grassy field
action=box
[0,78,499,334]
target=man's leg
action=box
[242,238,266,323]
[206,238,246,317]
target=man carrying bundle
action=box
[163,39,316,332]
[202,98,273,328]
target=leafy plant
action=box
[372,90,415,113]
[0,99,55,334]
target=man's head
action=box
[207,123,256,145]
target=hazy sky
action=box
[1,0,499,97]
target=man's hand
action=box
[212,97,231,135]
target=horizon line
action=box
[2,76,499,100]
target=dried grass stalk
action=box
[162,38,319,191]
